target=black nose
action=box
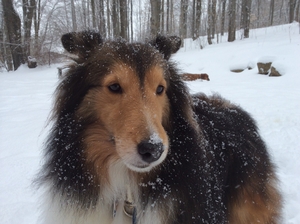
[137,141,164,163]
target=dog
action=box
[36,31,281,224]
[182,73,210,81]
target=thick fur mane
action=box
[36,31,281,224]
[38,32,196,211]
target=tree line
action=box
[1,0,299,71]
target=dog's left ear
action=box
[150,35,181,60]
[61,30,103,60]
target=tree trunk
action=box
[170,0,174,34]
[91,0,96,29]
[244,0,251,38]
[241,0,251,38]
[179,0,188,40]
[161,0,164,34]
[131,0,133,41]
[221,0,226,36]
[211,0,217,38]
[99,0,106,37]
[2,28,13,71]
[138,0,142,40]
[289,0,296,23]
[295,0,300,22]
[33,0,41,55]
[194,0,202,39]
[22,0,35,59]
[81,0,87,28]
[269,0,275,25]
[112,0,120,37]
[106,0,111,38]
[150,0,161,37]
[2,0,24,71]
[228,0,236,42]
[207,0,213,44]
[166,0,170,33]
[192,0,196,38]
[70,0,77,31]
[119,0,127,39]
[257,0,260,28]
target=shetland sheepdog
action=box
[36,31,281,224]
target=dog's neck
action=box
[101,162,138,223]
[112,187,137,224]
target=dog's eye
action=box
[156,85,165,95]
[108,83,122,93]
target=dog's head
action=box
[58,31,183,173]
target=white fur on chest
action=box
[40,162,164,224]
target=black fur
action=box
[37,31,281,223]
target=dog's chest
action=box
[100,199,162,224]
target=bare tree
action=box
[220,0,227,36]
[22,0,35,59]
[119,0,128,39]
[192,0,202,39]
[241,0,251,38]
[179,0,188,40]
[170,0,174,34]
[70,0,77,31]
[295,0,300,22]
[166,0,174,34]
[150,0,161,37]
[112,0,120,37]
[289,0,296,23]
[130,0,133,41]
[207,0,213,44]
[91,0,96,29]
[98,0,106,37]
[211,0,217,38]
[2,0,24,71]
[269,0,275,25]
[228,0,236,42]
[106,0,111,37]
[33,0,41,54]
[161,0,164,34]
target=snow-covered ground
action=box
[0,22,299,223]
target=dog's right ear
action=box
[61,30,103,59]
[150,35,181,60]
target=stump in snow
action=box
[27,56,37,68]
[269,62,284,77]
[257,62,272,74]
[229,61,255,73]
[230,68,245,73]
[269,67,281,77]
[230,64,246,73]
[257,56,276,75]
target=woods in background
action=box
[1,0,299,71]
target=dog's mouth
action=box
[123,154,167,173]
[125,161,152,172]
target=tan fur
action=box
[228,177,282,224]
[182,73,210,81]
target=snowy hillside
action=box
[0,22,299,223]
